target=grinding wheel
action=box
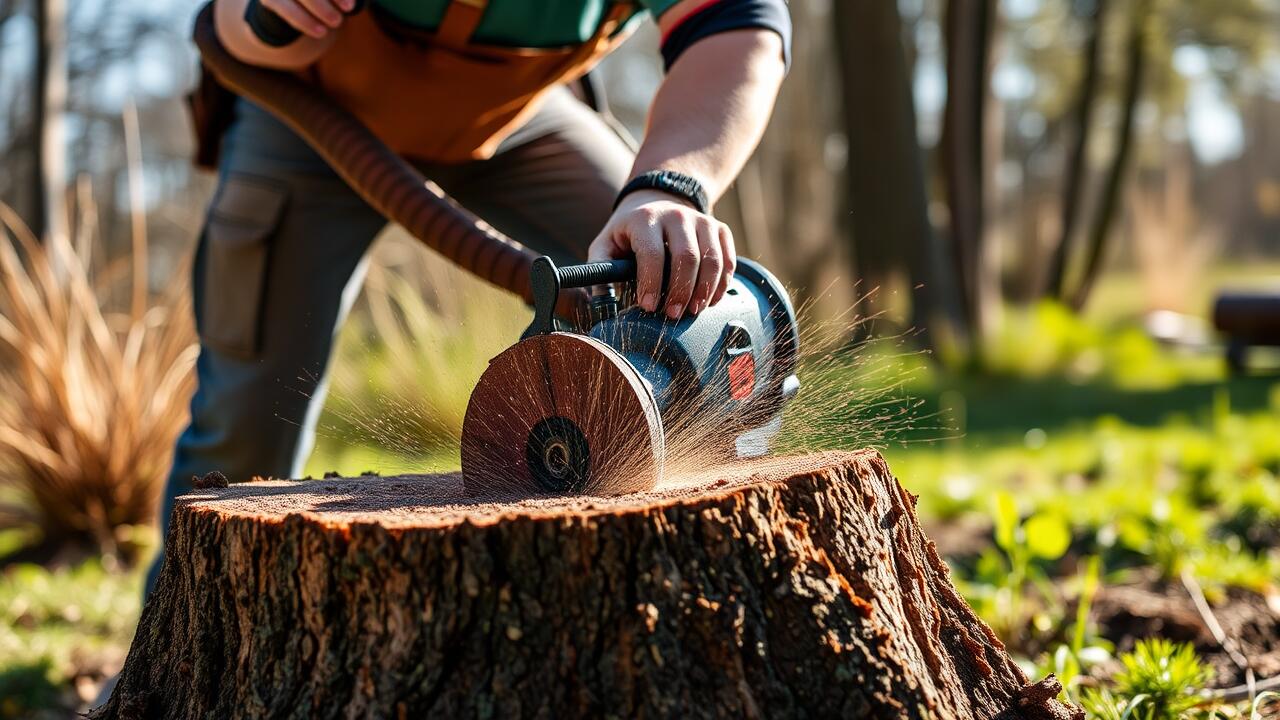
[461,333,665,496]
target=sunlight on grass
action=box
[0,560,144,717]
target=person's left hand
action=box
[588,189,736,319]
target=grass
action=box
[0,545,146,718]
[305,438,457,479]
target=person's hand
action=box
[256,0,354,38]
[588,190,736,319]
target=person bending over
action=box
[148,0,790,592]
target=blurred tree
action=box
[32,0,67,243]
[939,0,997,334]
[1013,0,1279,309]
[1,1,186,254]
[1069,0,1153,309]
[1045,0,1105,300]
[0,0,14,55]
[833,0,967,347]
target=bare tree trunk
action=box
[96,452,1081,719]
[32,0,68,243]
[979,6,1006,337]
[833,0,967,347]
[727,157,776,268]
[1045,0,1106,300]
[719,0,846,321]
[939,0,996,334]
[0,0,15,76]
[1069,0,1150,310]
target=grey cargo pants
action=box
[147,87,632,593]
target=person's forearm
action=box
[214,0,338,70]
[630,29,785,205]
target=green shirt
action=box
[372,0,679,48]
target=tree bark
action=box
[96,451,1079,719]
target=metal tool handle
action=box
[526,257,636,337]
[556,259,637,289]
[244,0,364,47]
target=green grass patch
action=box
[0,560,144,717]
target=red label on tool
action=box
[728,353,755,400]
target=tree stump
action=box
[96,450,1080,719]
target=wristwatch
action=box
[614,170,710,214]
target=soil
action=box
[919,521,1280,692]
[923,516,994,560]
[1091,573,1280,689]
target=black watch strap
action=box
[614,170,710,214]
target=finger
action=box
[627,214,666,313]
[261,0,328,37]
[298,0,344,28]
[662,214,701,319]
[689,218,723,315]
[712,223,737,305]
[587,230,616,263]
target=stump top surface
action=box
[179,451,875,529]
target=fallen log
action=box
[96,450,1080,719]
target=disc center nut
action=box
[543,439,572,480]
[525,416,591,493]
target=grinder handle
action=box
[525,257,637,338]
[556,259,637,289]
[244,0,365,47]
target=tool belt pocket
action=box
[198,173,288,359]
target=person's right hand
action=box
[588,189,735,319]
[255,0,355,39]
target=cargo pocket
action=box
[199,173,288,359]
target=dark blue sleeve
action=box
[659,0,792,72]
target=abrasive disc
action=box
[461,332,665,496]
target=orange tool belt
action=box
[191,0,636,168]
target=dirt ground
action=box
[1092,576,1280,689]
[924,520,1280,692]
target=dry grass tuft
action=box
[0,187,197,564]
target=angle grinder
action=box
[461,256,800,496]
